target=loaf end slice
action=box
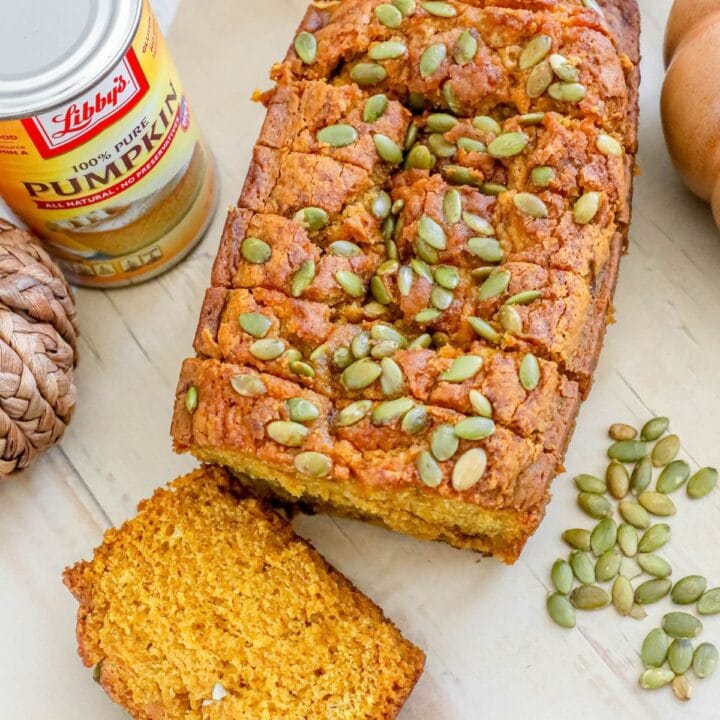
[63,466,424,720]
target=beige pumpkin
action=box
[662,0,720,227]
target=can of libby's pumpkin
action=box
[0,0,218,287]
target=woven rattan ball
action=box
[0,219,78,478]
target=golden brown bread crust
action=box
[64,466,425,720]
[172,0,640,563]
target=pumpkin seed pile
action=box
[545,416,719,702]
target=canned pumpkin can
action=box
[0,0,218,287]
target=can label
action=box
[0,0,216,286]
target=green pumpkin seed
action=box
[488,132,529,159]
[519,35,552,70]
[573,192,601,224]
[284,348,302,362]
[415,308,442,324]
[250,338,285,360]
[471,267,495,280]
[335,270,365,297]
[457,137,486,153]
[618,500,650,529]
[672,674,692,702]
[267,420,309,447]
[467,237,504,263]
[332,347,352,369]
[472,115,501,135]
[639,668,674,690]
[574,473,606,494]
[342,359,382,390]
[462,212,494,236]
[241,237,271,264]
[372,324,407,345]
[452,448,487,491]
[430,424,459,462]
[426,113,457,133]
[672,576,708,605]
[287,397,319,423]
[373,134,403,164]
[596,133,622,157]
[294,31,317,64]
[468,316,502,344]
[577,491,611,519]
[336,399,373,427]
[617,523,638,556]
[375,2,403,27]
[590,517,617,556]
[467,390,492,418]
[514,192,548,218]
[698,588,720,616]
[638,492,677,516]
[317,124,359,148]
[519,353,540,391]
[363,94,389,123]
[397,266,414,296]
[612,575,634,616]
[417,215,447,250]
[478,270,511,300]
[441,355,484,383]
[454,416,495,441]
[443,189,462,224]
[393,0,416,15]
[453,29,477,65]
[663,612,703,639]
[329,241,362,258]
[531,166,554,187]
[421,0,456,16]
[631,456,653,494]
[382,216,396,241]
[380,357,405,396]
[402,405,429,435]
[549,53,579,82]
[505,290,542,305]
[526,61,554,98]
[405,124,419,150]
[668,639,695,674]
[294,206,329,232]
[552,559,573,595]
[499,305,522,335]
[371,397,415,426]
[290,260,316,297]
[547,592,576,628]
[408,333,432,349]
[657,459,690,494]
[443,81,462,114]
[652,434,680,467]
[610,423,637,441]
[289,360,315,378]
[595,548,621,582]
[607,460,630,499]
[642,628,669,668]
[548,82,587,103]
[434,265,460,290]
[417,450,442,487]
[621,558,644,581]
[371,192,392,220]
[570,584,611,610]
[569,550,595,584]
[350,63,388,86]
[420,43,447,77]
[431,286,454,310]
[351,332,371,359]
[693,643,719,679]
[410,258,434,283]
[371,276,391,305]
[443,165,482,187]
[635,578,673,605]
[415,237,439,264]
[294,451,332,478]
[687,467,718,499]
[371,340,399,359]
[638,553,672,578]
[608,440,648,462]
[638,523,671,553]
[405,144,436,170]
[369,41,407,61]
[185,386,198,413]
[630,603,648,620]
[563,528,591,551]
[239,312,271,339]
[428,133,456,158]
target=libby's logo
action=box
[22,48,149,159]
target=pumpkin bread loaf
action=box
[172,0,640,563]
[64,466,424,720]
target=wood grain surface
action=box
[1,1,718,718]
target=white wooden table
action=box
[2,1,719,718]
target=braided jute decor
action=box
[0,219,78,478]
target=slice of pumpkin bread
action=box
[63,466,424,720]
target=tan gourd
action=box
[662,0,720,227]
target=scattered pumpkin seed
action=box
[569,550,595,584]
[669,639,695,674]
[350,62,388,86]
[375,2,403,27]
[577,491,611,519]
[421,0,456,15]
[369,41,407,61]
[373,134,403,164]
[250,338,285,360]
[642,628,670,668]
[371,340,399,359]
[267,420,309,447]
[520,35,552,70]
[426,113,457,133]
[415,237,439,264]
[574,473,606,494]
[238,312,271,339]
[472,115,501,135]
[608,440,648,462]
[372,324,406,345]
[617,523,638,556]
[549,52,579,82]
[452,448,487,491]
[294,31,317,64]
[531,166,554,187]
[370,276,391,305]
[467,237,504,263]
[185,386,198,413]
[672,576,708,605]
[547,592,576,628]
[284,349,302,364]
[420,43,447,77]
[630,603,648,620]
[241,237,271,264]
[551,559,573,595]
[393,0,416,15]
[371,192,392,220]
[499,305,522,335]
[417,450,443,487]
[618,500,650,529]
[638,492,677,517]
[468,316,502,344]
[341,359,382,390]
[443,165,482,186]
[631,456,653,494]
[415,308,442,324]
[672,674,693,702]
[363,94,389,123]
[441,355,484,383]
[652,434,680,467]
[693,643,719,679]
[457,137,486,153]
[418,215,447,250]
[332,347,352,369]
[434,265,460,290]
[478,270,511,300]
[548,82,587,103]
[328,241,361,260]
[505,290,542,305]
[595,548,621,582]
[335,270,365,297]
[336,399,373,426]
[519,353,541,391]
[380,356,405,396]
[462,212,494,236]
[351,332,371,359]
[430,424,459,462]
[590,517,617,556]
[443,189,462,224]
[289,360,315,378]
[443,82,462,114]
[428,133,457,158]
[609,423,637,441]
[514,192,548,218]
[638,523,671,553]
[573,192,601,224]
[402,405,428,434]
[408,333,432,349]
[453,29,478,65]
[526,61,554,98]
[698,588,720,616]
[657,459,691,494]
[638,553,672,578]
[687,467,718,499]
[596,133,623,157]
[612,575,634,616]
[635,578,673,605]
[454,416,495,441]
[570,584,611,610]
[520,112,545,126]
[639,668,674,690]
[397,266,414,296]
[294,452,332,478]
[563,528,591,551]
[488,132,529,159]
[607,460,630,499]
[317,124,359,148]
[431,286,454,310]
[404,123,419,150]
[287,398,319,423]
[663,612,703,639]
[410,258,434,282]
[372,397,415,426]
[290,260,316,297]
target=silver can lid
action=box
[0,0,143,120]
